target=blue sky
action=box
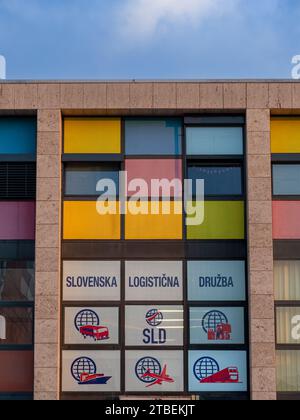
[0,0,299,79]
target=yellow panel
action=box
[271,118,300,153]
[64,118,121,154]
[63,201,120,240]
[187,201,244,240]
[125,201,183,240]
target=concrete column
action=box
[34,109,62,400]
[246,109,277,400]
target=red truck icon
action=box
[207,323,232,341]
[79,325,110,341]
[201,367,239,384]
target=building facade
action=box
[0,81,299,400]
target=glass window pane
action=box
[0,261,34,302]
[273,165,300,195]
[0,351,33,392]
[186,127,243,155]
[277,350,300,392]
[0,118,36,154]
[65,164,119,196]
[276,307,300,345]
[125,119,182,155]
[64,118,121,154]
[188,166,242,196]
[274,261,300,301]
[0,307,33,345]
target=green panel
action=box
[187,201,245,240]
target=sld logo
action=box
[0,315,6,340]
[291,315,300,340]
[0,56,6,80]
[143,309,166,345]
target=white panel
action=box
[63,261,121,301]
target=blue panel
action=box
[186,127,243,155]
[273,164,300,195]
[125,118,182,155]
[0,118,36,154]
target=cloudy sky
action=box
[0,0,299,79]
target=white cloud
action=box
[119,0,240,39]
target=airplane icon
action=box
[141,365,175,388]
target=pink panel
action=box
[0,202,35,240]
[273,201,300,239]
[125,159,182,197]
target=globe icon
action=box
[135,357,161,383]
[194,357,220,381]
[145,309,163,327]
[202,310,228,333]
[74,309,100,331]
[71,357,96,382]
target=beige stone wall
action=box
[34,109,62,400]
[1,81,299,400]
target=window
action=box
[0,261,34,301]
[63,201,121,240]
[62,261,121,302]
[273,164,300,196]
[186,127,243,156]
[277,351,300,392]
[274,261,300,301]
[187,261,246,302]
[276,307,300,345]
[0,202,35,241]
[188,165,243,197]
[65,163,120,197]
[125,306,184,346]
[0,118,36,155]
[186,201,245,240]
[0,351,33,392]
[273,201,300,239]
[0,163,36,199]
[125,119,182,155]
[189,307,245,345]
[0,307,33,345]
[64,118,121,154]
[271,118,300,154]
[64,307,119,345]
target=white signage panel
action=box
[62,351,120,392]
[125,350,184,393]
[125,261,183,301]
[63,261,121,301]
[64,307,119,345]
[190,307,245,345]
[125,306,184,346]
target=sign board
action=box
[63,261,121,301]
[188,261,246,301]
[125,261,183,301]
[189,350,248,392]
[125,306,184,346]
[64,307,119,345]
[62,351,120,392]
[125,350,184,393]
[190,307,245,345]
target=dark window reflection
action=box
[0,261,34,302]
[188,165,243,197]
[0,307,33,345]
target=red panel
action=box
[125,159,182,197]
[0,351,34,392]
[273,201,300,239]
[0,202,35,240]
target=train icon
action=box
[193,357,240,384]
[74,309,110,342]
